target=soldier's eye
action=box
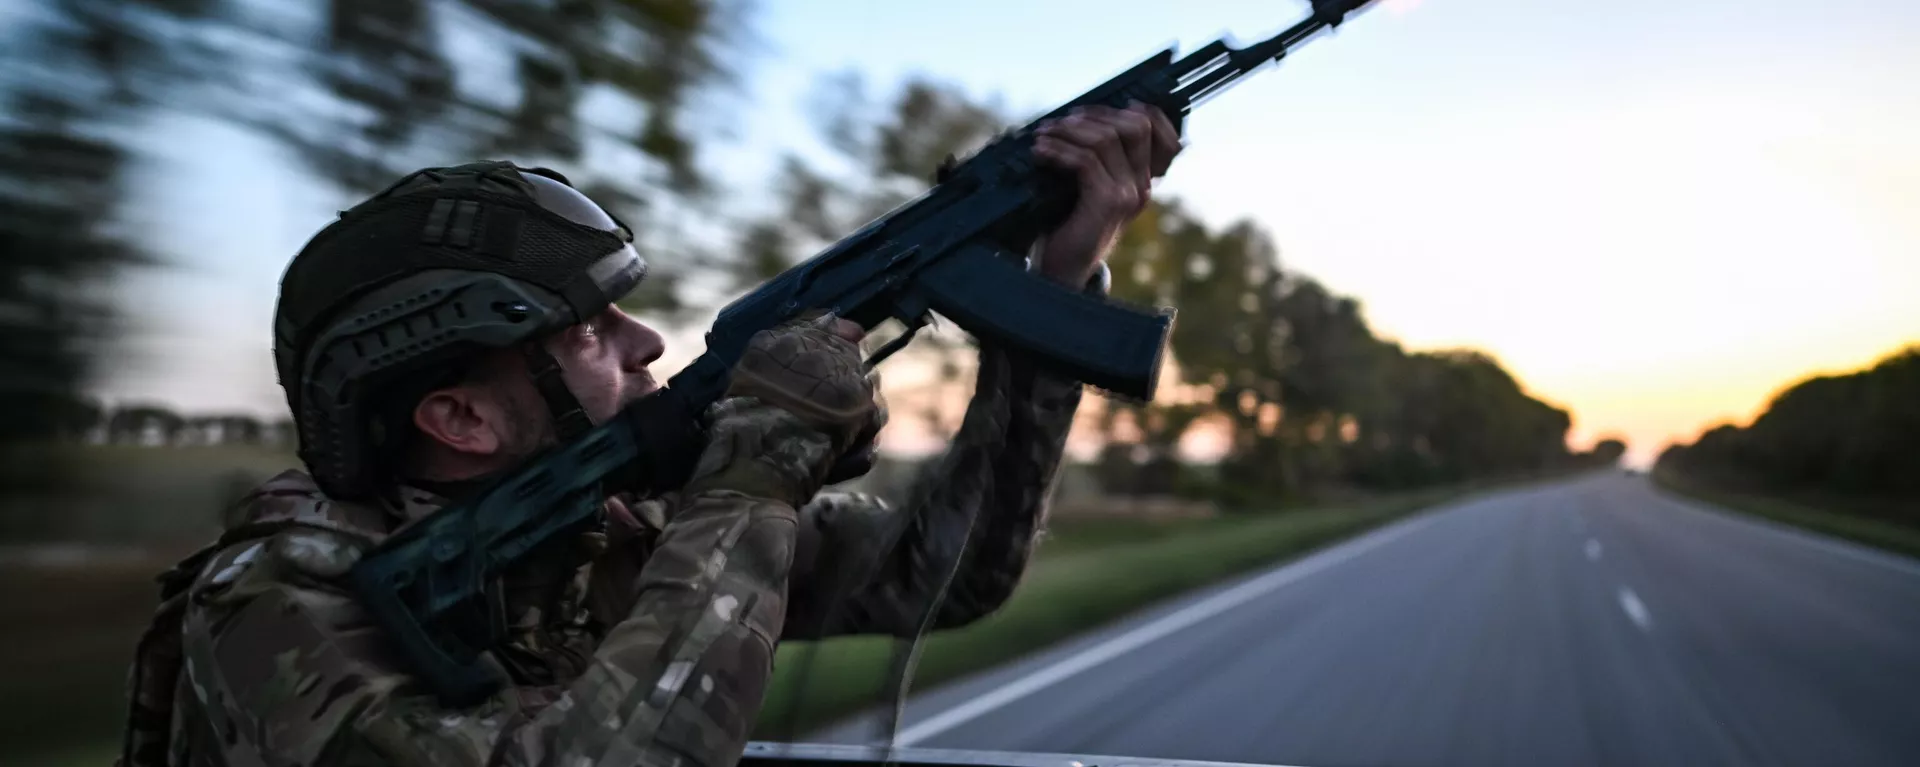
[584,308,619,337]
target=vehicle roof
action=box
[741,742,1306,767]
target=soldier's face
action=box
[543,304,667,423]
[408,305,665,474]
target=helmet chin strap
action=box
[520,342,596,444]
[397,344,596,525]
[390,344,593,506]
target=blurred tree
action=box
[766,108,1588,503]
[1093,202,1282,500]
[741,72,1005,283]
[220,0,752,319]
[0,96,138,448]
[1,0,1586,516]
[1659,345,1920,514]
[741,72,1010,437]
[0,0,763,504]
[1407,350,1571,480]
[264,417,297,447]
[262,0,758,317]
[1,2,174,450]
[1590,437,1627,466]
[178,413,264,444]
[0,0,243,512]
[222,413,265,444]
[107,404,186,444]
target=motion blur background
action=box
[2,0,1915,765]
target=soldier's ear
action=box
[412,385,505,458]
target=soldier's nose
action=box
[625,316,666,370]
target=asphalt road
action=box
[811,474,1920,767]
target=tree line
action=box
[1657,345,1919,523]
[32,399,295,447]
[2,0,1616,509]
[739,73,1623,506]
[1,0,749,455]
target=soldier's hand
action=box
[816,314,887,484]
[1030,101,1182,287]
[683,314,887,502]
[822,403,886,484]
[724,313,886,462]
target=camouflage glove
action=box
[822,403,887,484]
[726,313,883,452]
[685,315,885,503]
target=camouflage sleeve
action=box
[176,400,832,767]
[783,343,1083,639]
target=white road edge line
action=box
[1585,539,1602,561]
[1617,587,1653,632]
[1659,494,1920,578]
[894,511,1443,746]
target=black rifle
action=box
[350,0,1383,705]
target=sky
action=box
[96,0,1920,468]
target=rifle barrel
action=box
[1171,1,1368,109]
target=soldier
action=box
[118,103,1180,767]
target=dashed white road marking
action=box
[1618,587,1653,631]
[1585,539,1603,561]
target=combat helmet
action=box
[272,161,646,500]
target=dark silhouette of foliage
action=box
[6,3,1588,520]
[1,0,755,456]
[1659,346,1920,523]
[1589,438,1627,466]
[0,0,755,537]
[761,72,1583,505]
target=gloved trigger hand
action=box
[823,380,888,485]
[723,313,879,460]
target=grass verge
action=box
[9,474,1541,763]
[1652,469,1920,561]
[751,481,1503,739]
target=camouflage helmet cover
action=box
[272,161,645,499]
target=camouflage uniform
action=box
[119,343,1081,767]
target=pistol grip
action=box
[349,559,505,707]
